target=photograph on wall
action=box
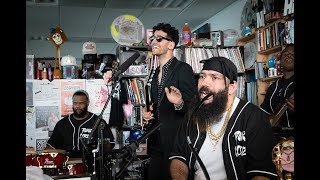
[35,106,59,131]
[60,79,85,116]
[26,81,33,106]
[47,109,60,132]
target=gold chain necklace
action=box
[207,99,233,151]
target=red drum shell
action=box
[35,149,66,168]
[65,158,83,175]
[26,148,36,166]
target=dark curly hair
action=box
[152,23,179,48]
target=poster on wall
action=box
[26,81,33,106]
[26,106,36,148]
[85,79,112,122]
[35,106,59,131]
[33,79,61,105]
[60,79,85,116]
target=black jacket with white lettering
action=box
[46,112,115,158]
[169,98,278,180]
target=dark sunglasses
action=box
[150,35,173,43]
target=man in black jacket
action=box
[260,44,294,140]
[142,22,197,180]
[45,89,115,177]
[169,57,278,180]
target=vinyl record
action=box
[244,42,257,69]
[110,15,145,46]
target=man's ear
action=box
[168,41,175,50]
[229,81,237,94]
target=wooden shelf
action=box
[245,67,255,72]
[259,75,282,82]
[237,33,256,43]
[258,46,282,55]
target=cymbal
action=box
[66,158,83,164]
[40,149,66,154]
[26,147,36,154]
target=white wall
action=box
[26,0,247,61]
[193,0,247,36]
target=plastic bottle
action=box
[48,64,53,81]
[42,68,48,79]
[182,23,191,46]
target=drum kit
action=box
[25,148,86,177]
[26,147,149,179]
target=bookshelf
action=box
[116,46,152,151]
[176,45,246,100]
[237,32,258,105]
[237,13,294,106]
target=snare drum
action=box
[35,149,67,168]
[26,147,37,166]
[65,158,84,175]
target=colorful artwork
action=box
[60,79,85,116]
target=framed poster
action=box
[211,31,223,47]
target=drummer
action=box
[44,90,115,162]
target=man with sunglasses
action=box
[142,22,197,180]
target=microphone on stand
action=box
[107,51,140,83]
[87,51,140,145]
[115,122,162,178]
[186,92,213,180]
[117,122,161,159]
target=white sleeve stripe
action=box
[247,170,278,177]
[169,156,186,161]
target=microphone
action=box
[186,92,213,180]
[193,93,213,113]
[108,51,140,83]
[115,122,161,178]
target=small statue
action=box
[245,26,251,36]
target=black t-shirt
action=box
[46,112,115,158]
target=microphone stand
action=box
[186,94,212,180]
[115,122,162,179]
[87,74,123,180]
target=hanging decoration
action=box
[48,27,68,79]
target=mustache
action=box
[199,86,212,95]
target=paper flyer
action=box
[60,79,85,116]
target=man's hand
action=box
[165,86,183,106]
[286,97,294,112]
[142,104,154,123]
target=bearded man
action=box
[168,57,278,180]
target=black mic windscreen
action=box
[118,51,140,73]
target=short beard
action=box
[73,106,88,119]
[188,87,228,132]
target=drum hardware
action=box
[65,158,84,175]
[91,148,99,176]
[26,147,37,166]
